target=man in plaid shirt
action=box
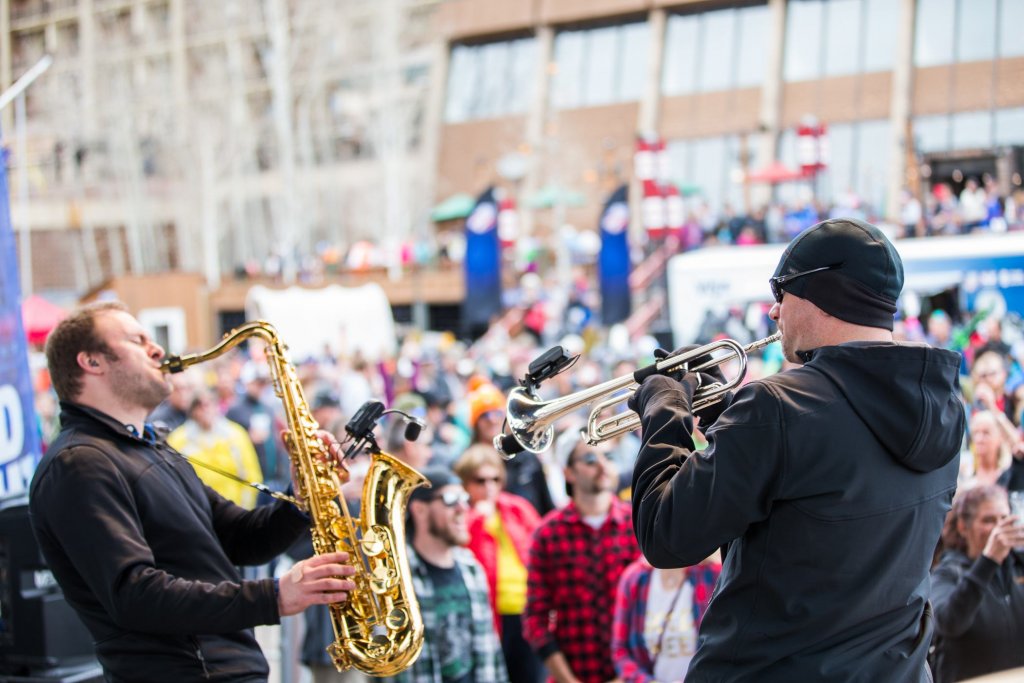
[524,439,640,683]
[385,469,507,683]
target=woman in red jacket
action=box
[455,444,544,682]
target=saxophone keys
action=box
[369,563,398,593]
[366,634,390,658]
[386,608,410,631]
[360,528,385,556]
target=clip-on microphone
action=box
[342,400,426,460]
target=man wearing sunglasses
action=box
[629,218,965,682]
[394,468,508,683]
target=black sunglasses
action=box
[769,264,838,303]
[572,451,604,467]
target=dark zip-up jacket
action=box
[29,402,310,682]
[930,550,1024,682]
[631,342,964,682]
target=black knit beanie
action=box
[772,218,904,330]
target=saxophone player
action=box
[29,301,356,683]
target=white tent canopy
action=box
[245,283,397,362]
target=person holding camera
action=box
[930,484,1024,682]
[629,219,965,681]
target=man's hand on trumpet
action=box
[633,345,734,428]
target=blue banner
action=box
[462,186,502,338]
[0,146,43,494]
[599,185,631,325]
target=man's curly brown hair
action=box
[44,301,127,401]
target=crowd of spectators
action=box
[27,223,1024,682]
[229,176,1024,289]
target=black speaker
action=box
[0,494,97,675]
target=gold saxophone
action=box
[162,320,427,676]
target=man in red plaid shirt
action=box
[524,438,640,683]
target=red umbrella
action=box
[22,295,67,346]
[745,161,807,184]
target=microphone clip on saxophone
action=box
[342,400,426,460]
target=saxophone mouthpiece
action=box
[161,356,186,374]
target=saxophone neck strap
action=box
[175,450,303,508]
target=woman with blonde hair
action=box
[455,443,543,682]
[962,410,1011,488]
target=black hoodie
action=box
[29,402,310,682]
[632,342,964,682]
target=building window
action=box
[915,0,1019,65]
[1000,0,1024,57]
[911,108,1024,152]
[957,0,997,62]
[914,107,1024,156]
[951,110,994,149]
[552,21,650,109]
[912,115,952,153]
[663,4,770,96]
[667,134,760,212]
[784,0,899,82]
[777,119,891,210]
[444,37,537,123]
[995,107,1024,145]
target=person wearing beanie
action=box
[629,218,965,682]
[469,380,556,517]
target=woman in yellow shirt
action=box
[168,391,264,508]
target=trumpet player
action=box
[29,302,357,683]
[629,219,965,682]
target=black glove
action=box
[627,373,700,416]
[692,385,733,428]
[654,345,728,386]
[653,346,733,428]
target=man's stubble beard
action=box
[111,362,171,412]
[427,514,468,548]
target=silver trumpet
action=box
[494,333,782,458]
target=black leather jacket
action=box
[30,402,309,682]
[931,550,1024,683]
[632,342,965,682]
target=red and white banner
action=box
[636,136,678,238]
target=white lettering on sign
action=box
[0,384,25,462]
[695,281,731,297]
[34,569,57,589]
[1,455,32,495]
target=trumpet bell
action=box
[505,387,554,454]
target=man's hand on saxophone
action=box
[282,428,351,508]
[277,551,357,617]
[276,427,358,617]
